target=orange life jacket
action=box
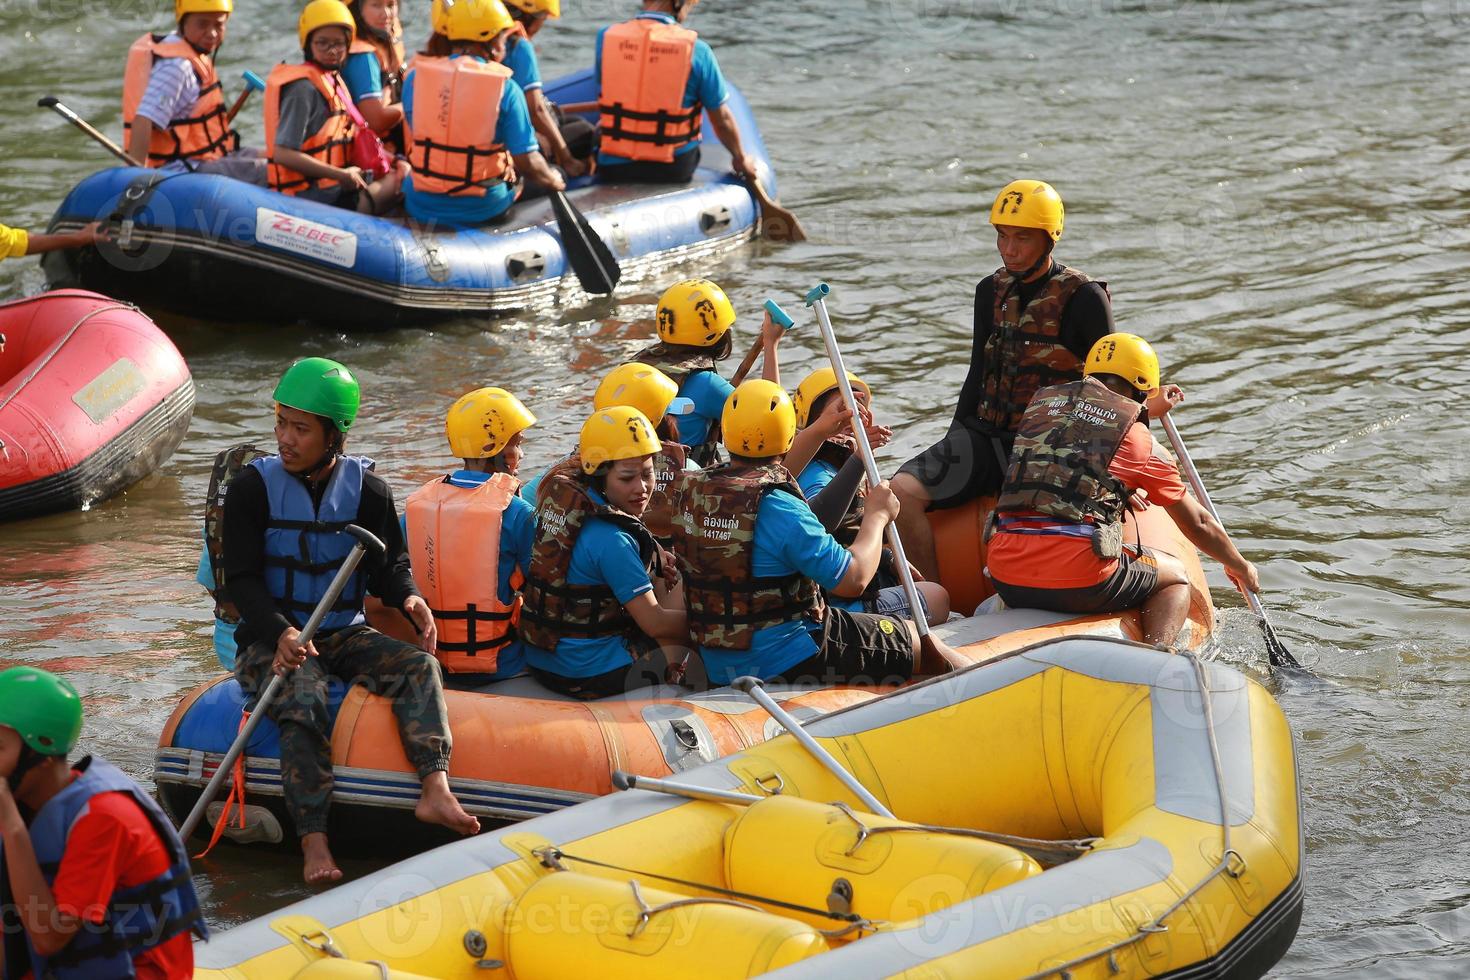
[404,56,515,197]
[597,17,701,163]
[348,31,406,101]
[121,33,234,167]
[405,472,523,673]
[263,62,356,195]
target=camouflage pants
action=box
[235,625,452,837]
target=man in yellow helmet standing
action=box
[121,0,266,182]
[986,334,1258,646]
[893,179,1149,583]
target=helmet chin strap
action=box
[301,427,343,483]
[6,745,47,796]
[1019,241,1055,282]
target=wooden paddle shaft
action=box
[39,97,142,167]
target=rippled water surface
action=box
[3,0,1469,973]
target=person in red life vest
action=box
[0,667,205,980]
[985,333,1260,647]
[890,179,1184,582]
[520,407,690,699]
[500,0,593,178]
[224,358,479,884]
[264,0,409,213]
[122,0,266,183]
[342,0,406,152]
[402,0,565,227]
[593,0,758,184]
[404,387,539,687]
[1,222,106,263]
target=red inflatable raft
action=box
[0,290,193,520]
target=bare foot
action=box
[414,771,480,835]
[301,832,343,886]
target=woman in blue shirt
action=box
[519,407,688,699]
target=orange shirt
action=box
[986,422,1188,589]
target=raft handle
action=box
[299,928,345,958]
[627,879,762,938]
[752,771,784,796]
[1223,848,1247,879]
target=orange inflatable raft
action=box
[156,483,1213,857]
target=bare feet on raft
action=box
[414,770,480,835]
[301,832,343,886]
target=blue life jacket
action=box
[1,755,206,980]
[250,454,373,634]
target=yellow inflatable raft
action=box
[193,636,1302,979]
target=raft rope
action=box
[1018,653,1246,980]
[0,302,138,419]
[531,845,880,937]
[828,801,1096,865]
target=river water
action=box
[2,0,1468,973]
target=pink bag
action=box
[332,74,393,179]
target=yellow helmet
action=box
[579,406,662,475]
[792,366,871,429]
[594,363,679,425]
[446,387,536,459]
[298,0,355,47]
[655,278,736,348]
[443,0,514,42]
[1085,333,1160,392]
[989,179,1065,242]
[429,0,448,35]
[503,0,559,15]
[722,380,796,458]
[176,0,232,20]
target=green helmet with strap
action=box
[273,357,360,432]
[0,667,83,756]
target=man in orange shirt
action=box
[985,333,1259,646]
[0,667,202,979]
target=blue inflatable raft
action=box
[42,69,774,329]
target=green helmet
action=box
[0,667,83,756]
[273,357,361,432]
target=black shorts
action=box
[528,639,663,700]
[770,608,914,686]
[897,425,1013,510]
[597,147,701,185]
[991,546,1161,614]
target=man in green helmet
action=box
[222,356,479,886]
[0,667,205,978]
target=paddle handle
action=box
[38,96,142,168]
[731,677,895,818]
[225,71,265,124]
[613,770,762,807]
[178,527,384,841]
[729,300,795,387]
[805,283,930,639]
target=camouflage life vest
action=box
[995,377,1141,530]
[670,462,826,651]
[811,439,865,546]
[519,470,657,650]
[977,263,1106,434]
[203,443,268,624]
[644,440,690,541]
[632,341,722,465]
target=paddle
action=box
[729,299,796,387]
[731,676,895,818]
[550,189,621,295]
[178,524,386,841]
[744,173,807,243]
[37,96,143,167]
[1159,414,1307,673]
[226,69,267,124]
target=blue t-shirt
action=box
[194,539,238,670]
[593,11,728,166]
[795,456,867,613]
[400,470,535,679]
[402,56,538,226]
[677,370,734,450]
[699,489,851,684]
[523,486,655,679]
[341,49,385,104]
[504,35,542,93]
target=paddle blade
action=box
[550,190,621,295]
[746,175,808,243]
